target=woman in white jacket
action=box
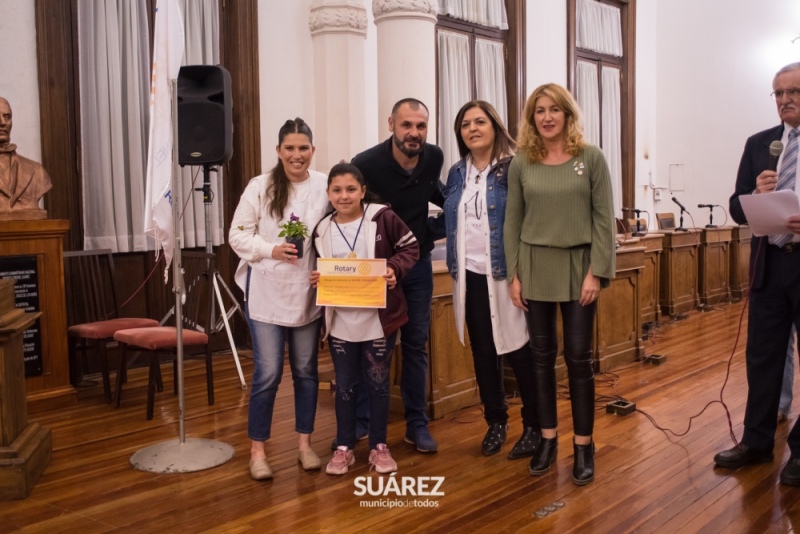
[229,118,330,480]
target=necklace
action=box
[471,158,490,184]
[333,205,369,258]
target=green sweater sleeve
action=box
[503,155,525,282]
[587,146,616,282]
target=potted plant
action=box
[278,212,310,259]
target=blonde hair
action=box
[516,83,586,163]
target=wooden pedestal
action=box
[698,227,732,308]
[659,230,700,316]
[595,244,645,372]
[729,225,751,302]
[0,311,52,499]
[0,219,75,412]
[639,233,664,326]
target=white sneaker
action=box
[326,446,355,475]
[368,444,398,474]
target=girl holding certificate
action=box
[310,162,420,476]
[442,101,541,460]
[230,118,330,480]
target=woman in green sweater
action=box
[504,83,615,486]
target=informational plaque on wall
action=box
[0,255,43,376]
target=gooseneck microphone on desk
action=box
[621,207,646,237]
[698,204,718,228]
[671,197,689,232]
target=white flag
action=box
[144,0,184,274]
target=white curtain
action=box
[575,60,600,145]
[576,0,622,57]
[475,39,507,126]
[178,0,224,249]
[437,31,471,174]
[78,0,223,252]
[78,0,150,252]
[602,66,622,217]
[438,0,508,30]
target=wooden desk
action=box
[638,233,663,325]
[659,229,700,316]
[595,243,645,372]
[698,227,732,307]
[729,225,751,302]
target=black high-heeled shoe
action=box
[481,422,507,456]
[529,435,558,475]
[572,439,595,486]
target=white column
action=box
[309,0,369,171]
[372,0,438,142]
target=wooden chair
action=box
[113,251,216,420]
[64,249,159,403]
[656,213,676,230]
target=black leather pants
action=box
[525,300,596,436]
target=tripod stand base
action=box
[130,438,234,473]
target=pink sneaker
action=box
[369,444,398,474]
[326,446,355,475]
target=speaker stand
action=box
[198,165,247,390]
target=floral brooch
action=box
[573,161,585,176]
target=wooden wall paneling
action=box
[505,0,526,135]
[220,0,261,343]
[729,225,751,303]
[35,0,81,251]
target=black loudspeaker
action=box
[177,65,233,165]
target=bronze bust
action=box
[0,97,52,220]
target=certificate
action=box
[316,258,387,308]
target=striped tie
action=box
[771,128,799,247]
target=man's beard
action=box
[393,133,423,159]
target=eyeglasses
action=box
[771,88,800,101]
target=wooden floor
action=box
[5,299,800,533]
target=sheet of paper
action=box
[316,258,387,308]
[738,189,800,236]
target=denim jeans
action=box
[246,301,321,441]
[398,256,433,429]
[330,333,397,450]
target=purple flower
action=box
[289,212,300,222]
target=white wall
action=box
[258,0,379,176]
[0,0,41,161]
[654,0,800,227]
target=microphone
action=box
[697,204,715,208]
[621,207,634,212]
[672,197,687,211]
[768,140,784,171]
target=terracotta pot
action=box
[285,236,304,259]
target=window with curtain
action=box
[570,0,633,217]
[436,1,511,172]
[77,0,224,253]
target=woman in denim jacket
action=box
[442,101,540,459]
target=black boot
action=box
[508,427,541,459]
[572,439,595,486]
[529,435,558,475]
[482,422,507,456]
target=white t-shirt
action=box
[329,215,384,341]
[462,159,491,274]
